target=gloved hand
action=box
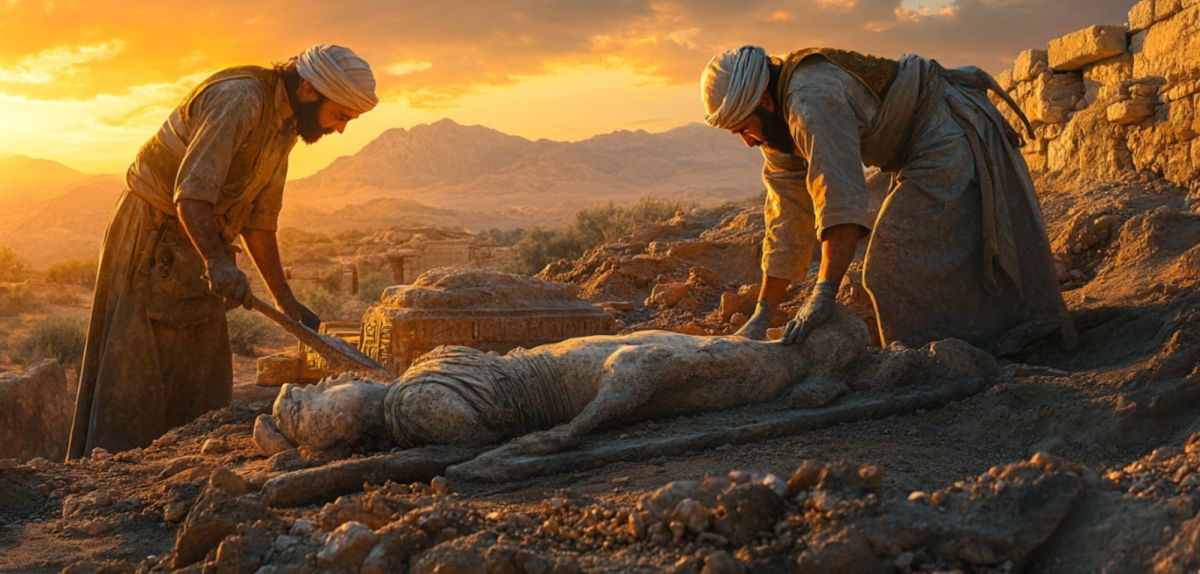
[279,298,321,330]
[205,257,251,309]
[781,280,839,345]
[734,300,772,340]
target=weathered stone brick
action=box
[1156,0,1183,21]
[1049,25,1129,71]
[1027,72,1085,124]
[1084,53,1134,105]
[1107,98,1156,124]
[1133,5,1200,80]
[1013,49,1048,82]
[1128,0,1155,31]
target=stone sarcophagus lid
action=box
[360,269,615,374]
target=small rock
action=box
[788,460,824,495]
[858,464,883,492]
[266,448,308,472]
[90,448,111,460]
[672,498,709,534]
[431,475,449,496]
[200,438,229,456]
[253,414,292,456]
[702,550,746,574]
[163,501,190,523]
[317,521,378,570]
[209,467,252,495]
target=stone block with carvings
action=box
[360,269,615,375]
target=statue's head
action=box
[273,373,389,451]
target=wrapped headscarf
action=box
[700,45,770,129]
[295,44,378,113]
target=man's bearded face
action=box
[296,96,335,144]
[754,106,796,154]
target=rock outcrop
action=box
[995,0,1200,209]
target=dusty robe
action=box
[67,66,298,459]
[760,52,1072,352]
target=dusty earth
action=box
[0,169,1197,573]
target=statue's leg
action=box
[517,344,689,454]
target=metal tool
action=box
[247,294,391,380]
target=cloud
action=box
[0,40,125,84]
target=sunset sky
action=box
[1,0,1131,178]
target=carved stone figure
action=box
[257,307,997,457]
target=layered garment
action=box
[760,51,1073,352]
[67,66,298,458]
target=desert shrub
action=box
[44,259,98,288]
[44,290,78,306]
[512,228,585,275]
[11,316,87,371]
[511,196,693,275]
[227,308,276,356]
[0,284,41,316]
[357,271,391,303]
[315,267,345,294]
[0,246,31,282]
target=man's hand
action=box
[278,297,321,330]
[205,258,251,309]
[781,280,838,345]
[734,300,773,340]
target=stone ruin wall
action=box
[993,0,1200,208]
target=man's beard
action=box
[296,97,334,144]
[755,107,796,154]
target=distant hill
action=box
[0,156,122,266]
[0,120,767,265]
[283,119,764,231]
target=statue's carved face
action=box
[273,375,386,451]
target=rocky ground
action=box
[1,169,1197,573]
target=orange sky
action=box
[0,0,1131,178]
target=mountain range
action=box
[282,119,763,231]
[0,120,765,265]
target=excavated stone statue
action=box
[256,306,996,456]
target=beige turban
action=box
[700,45,770,129]
[295,44,378,113]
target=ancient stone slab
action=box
[299,321,363,382]
[1013,49,1049,82]
[1133,5,1200,83]
[0,360,74,462]
[1129,0,1155,31]
[361,270,615,374]
[1048,25,1129,71]
[255,352,301,387]
[1157,0,1183,21]
[1108,98,1156,124]
[1027,72,1085,124]
[1083,53,1134,105]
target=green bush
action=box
[227,308,276,356]
[11,316,87,371]
[0,246,31,282]
[0,284,41,316]
[315,267,345,295]
[511,196,693,275]
[357,271,391,303]
[44,258,98,288]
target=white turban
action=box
[700,45,770,129]
[295,44,379,113]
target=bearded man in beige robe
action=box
[701,46,1075,354]
[67,45,378,459]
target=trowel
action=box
[247,294,392,381]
